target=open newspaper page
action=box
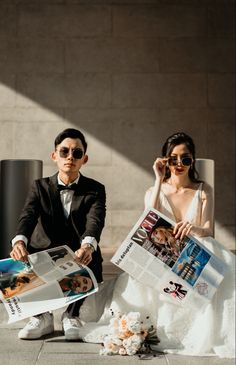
[0,245,98,323]
[111,208,227,307]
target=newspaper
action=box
[111,208,228,307]
[0,245,98,323]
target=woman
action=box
[79,132,235,358]
[145,132,213,239]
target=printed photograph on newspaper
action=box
[0,246,98,323]
[111,208,227,305]
[131,212,188,269]
[171,239,210,286]
[0,259,45,300]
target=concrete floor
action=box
[0,281,235,365]
[0,321,234,365]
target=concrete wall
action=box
[0,0,235,253]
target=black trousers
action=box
[67,298,86,317]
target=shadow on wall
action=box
[0,80,235,242]
[0,3,235,245]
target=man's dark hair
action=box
[54,128,87,152]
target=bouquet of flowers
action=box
[100,310,159,356]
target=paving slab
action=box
[0,329,43,353]
[1,352,41,365]
[0,327,234,365]
[36,352,167,365]
[166,354,235,365]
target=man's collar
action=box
[57,173,80,186]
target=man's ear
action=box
[83,155,88,165]
[51,151,57,162]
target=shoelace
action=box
[28,317,40,328]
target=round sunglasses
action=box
[58,147,84,160]
[168,156,193,167]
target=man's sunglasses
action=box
[58,147,84,159]
[168,156,192,167]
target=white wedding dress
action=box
[78,184,235,358]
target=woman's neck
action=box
[168,175,192,191]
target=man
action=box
[59,273,93,295]
[10,128,106,340]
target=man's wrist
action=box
[81,243,95,253]
[12,235,28,248]
[15,240,26,247]
[81,236,97,251]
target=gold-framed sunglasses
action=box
[168,156,193,167]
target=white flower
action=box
[127,320,142,334]
[99,310,158,356]
[123,334,143,356]
[118,347,127,355]
[100,335,123,355]
[104,334,122,347]
[118,314,129,334]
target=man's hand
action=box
[10,241,29,262]
[75,245,93,266]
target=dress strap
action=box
[184,182,203,224]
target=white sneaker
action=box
[62,312,83,340]
[18,312,54,340]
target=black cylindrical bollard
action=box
[0,159,43,259]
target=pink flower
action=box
[118,314,128,333]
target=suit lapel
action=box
[70,174,87,213]
[48,173,65,224]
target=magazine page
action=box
[0,246,98,323]
[0,258,45,300]
[111,208,227,306]
[28,245,79,282]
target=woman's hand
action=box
[75,245,93,266]
[153,158,168,181]
[173,221,193,241]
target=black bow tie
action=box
[57,183,78,191]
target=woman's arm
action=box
[174,182,214,239]
[191,182,214,237]
[145,158,167,209]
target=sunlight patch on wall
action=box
[215,222,235,251]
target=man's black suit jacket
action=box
[14,173,106,282]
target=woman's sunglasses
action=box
[58,147,84,159]
[168,156,192,167]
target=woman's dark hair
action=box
[162,132,200,182]
[54,128,87,153]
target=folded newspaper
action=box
[111,208,228,307]
[0,245,98,323]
